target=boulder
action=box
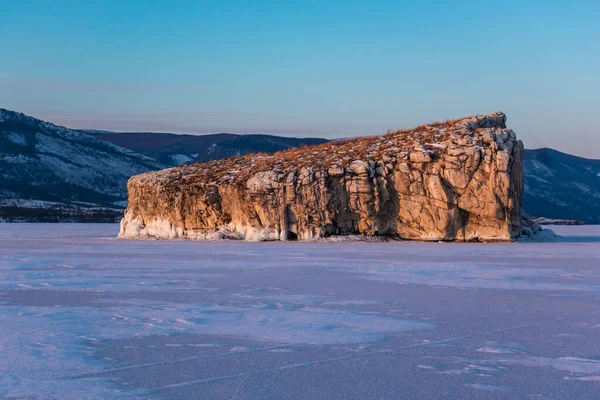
[119,112,524,242]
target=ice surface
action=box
[1,224,600,399]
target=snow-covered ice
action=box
[1,224,600,399]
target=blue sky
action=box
[1,0,599,157]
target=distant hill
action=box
[0,109,165,210]
[91,131,328,166]
[523,148,600,224]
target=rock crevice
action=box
[119,112,524,242]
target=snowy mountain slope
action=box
[0,109,166,206]
[91,131,328,166]
[523,148,600,224]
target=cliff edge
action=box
[119,112,524,241]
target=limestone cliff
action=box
[119,112,524,242]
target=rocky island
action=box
[119,112,524,242]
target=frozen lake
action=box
[1,224,600,399]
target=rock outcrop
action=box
[119,112,524,242]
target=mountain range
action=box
[89,131,327,166]
[523,148,600,224]
[1,108,598,223]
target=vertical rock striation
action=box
[119,112,524,241]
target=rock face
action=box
[120,112,524,242]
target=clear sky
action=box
[1,0,599,157]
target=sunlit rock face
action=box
[119,112,524,242]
